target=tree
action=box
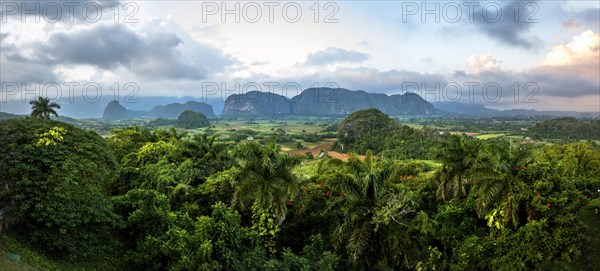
[159,203,268,270]
[472,143,533,228]
[223,139,302,255]
[434,136,484,200]
[319,152,407,267]
[179,134,234,184]
[227,140,302,224]
[29,96,60,119]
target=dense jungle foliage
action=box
[1,110,599,270]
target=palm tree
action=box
[320,152,395,264]
[229,139,302,224]
[434,136,483,200]
[472,143,533,228]
[226,139,302,256]
[180,134,234,185]
[29,96,60,119]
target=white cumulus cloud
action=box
[467,53,502,75]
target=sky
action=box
[1,0,599,112]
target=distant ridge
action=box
[435,102,598,118]
[150,101,215,118]
[222,87,435,117]
[102,100,215,120]
[0,112,24,120]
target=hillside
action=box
[336,108,401,153]
[102,101,130,120]
[291,88,434,116]
[528,117,600,140]
[221,91,292,116]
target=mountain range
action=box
[222,88,435,117]
[1,87,598,119]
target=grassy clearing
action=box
[211,119,332,133]
[475,133,505,140]
[294,160,320,180]
[505,135,524,140]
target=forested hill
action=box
[528,117,600,140]
[222,88,435,117]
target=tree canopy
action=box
[0,118,120,258]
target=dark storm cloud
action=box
[470,0,540,49]
[304,47,370,66]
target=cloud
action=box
[453,31,599,100]
[304,47,369,66]
[467,53,502,75]
[40,24,145,69]
[581,8,600,24]
[562,19,584,32]
[421,35,599,106]
[269,67,447,95]
[0,33,57,84]
[29,21,237,80]
[0,59,57,84]
[250,60,270,66]
[470,0,539,49]
[538,30,599,78]
[331,67,445,92]
[526,69,599,97]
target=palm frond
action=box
[348,220,372,260]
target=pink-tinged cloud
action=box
[537,30,599,79]
[562,19,585,32]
